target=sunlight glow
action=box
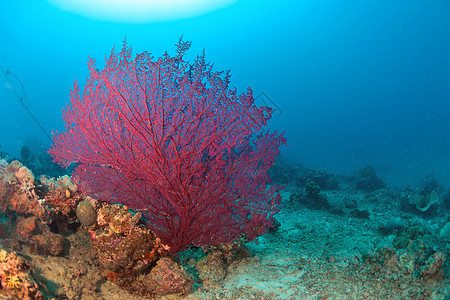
[49,0,238,22]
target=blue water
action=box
[1,0,450,187]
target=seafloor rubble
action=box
[0,158,449,299]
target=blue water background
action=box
[1,0,449,187]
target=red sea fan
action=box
[49,38,286,252]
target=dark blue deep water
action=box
[1,0,450,187]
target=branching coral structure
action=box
[49,38,286,252]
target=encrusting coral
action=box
[0,247,43,299]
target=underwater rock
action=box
[28,229,104,299]
[30,230,65,256]
[269,161,303,184]
[439,222,450,242]
[380,218,406,235]
[418,174,442,195]
[90,203,169,275]
[289,186,330,210]
[295,169,339,190]
[0,215,12,239]
[326,195,345,213]
[355,165,386,192]
[220,241,251,265]
[8,190,39,216]
[350,208,370,219]
[96,203,142,235]
[366,233,446,280]
[343,196,358,209]
[196,250,228,289]
[89,203,177,297]
[399,175,443,215]
[443,190,450,210]
[76,200,97,227]
[20,146,34,165]
[104,256,192,298]
[305,180,320,199]
[381,218,426,242]
[92,225,161,273]
[58,175,77,197]
[16,216,37,242]
[15,166,34,183]
[0,161,80,229]
[268,217,281,233]
[403,219,427,240]
[417,251,446,280]
[393,236,411,249]
[143,257,194,296]
[196,242,250,290]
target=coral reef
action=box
[0,247,43,299]
[0,159,202,298]
[0,160,80,226]
[0,160,81,257]
[0,161,41,216]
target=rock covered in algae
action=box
[90,202,170,274]
[30,230,65,256]
[142,257,194,296]
[76,200,97,227]
[15,216,37,242]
